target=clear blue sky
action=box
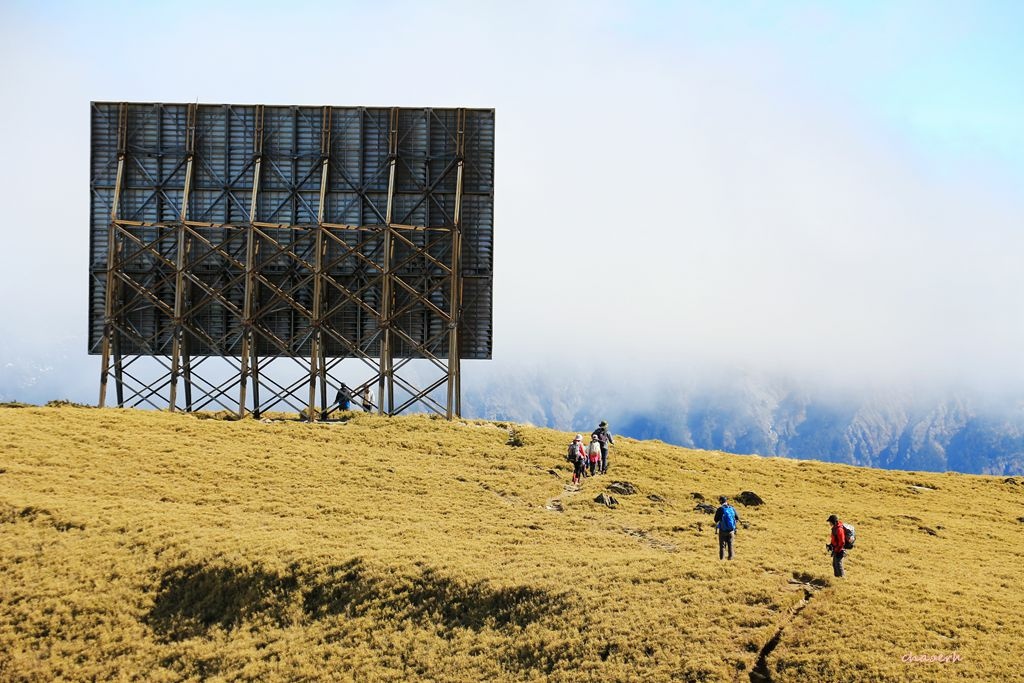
[1,0,1022,401]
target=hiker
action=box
[360,385,374,413]
[714,496,739,560]
[587,434,601,477]
[335,383,353,412]
[826,514,846,578]
[570,435,587,485]
[591,420,614,475]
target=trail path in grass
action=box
[749,583,822,683]
[544,478,584,512]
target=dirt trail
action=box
[749,585,817,683]
[545,480,584,512]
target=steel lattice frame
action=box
[90,102,494,418]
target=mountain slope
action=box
[1,406,1022,681]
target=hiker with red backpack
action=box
[568,435,587,485]
[827,514,855,577]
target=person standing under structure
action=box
[360,385,374,413]
[336,383,353,412]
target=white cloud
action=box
[0,1,1022,403]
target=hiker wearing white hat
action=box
[569,435,587,485]
[587,434,602,477]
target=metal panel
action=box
[90,102,494,418]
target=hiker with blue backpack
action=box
[714,496,739,560]
[335,383,353,412]
[826,514,855,577]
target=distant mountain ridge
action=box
[3,345,1022,474]
[463,370,1024,475]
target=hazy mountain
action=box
[462,369,1024,475]
[4,341,1023,475]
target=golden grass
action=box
[1,405,1022,682]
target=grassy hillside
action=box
[1,405,1022,682]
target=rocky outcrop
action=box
[607,481,637,495]
[735,491,764,506]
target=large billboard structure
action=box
[90,102,494,418]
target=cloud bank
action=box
[0,1,1022,404]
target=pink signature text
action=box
[901,652,962,664]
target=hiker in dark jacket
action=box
[827,514,846,578]
[591,421,614,475]
[714,496,739,560]
[335,383,353,412]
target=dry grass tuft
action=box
[1,406,1021,681]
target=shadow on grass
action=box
[1,504,85,532]
[145,564,297,642]
[302,559,567,632]
[301,559,579,675]
[145,557,573,667]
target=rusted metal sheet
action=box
[90,102,494,418]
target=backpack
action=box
[566,442,577,463]
[719,505,737,532]
[842,523,855,549]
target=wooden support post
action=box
[380,107,399,415]
[98,198,119,408]
[183,335,193,411]
[308,106,330,421]
[239,105,264,418]
[113,331,123,407]
[99,103,128,408]
[169,103,197,411]
[447,109,466,419]
[318,342,328,419]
